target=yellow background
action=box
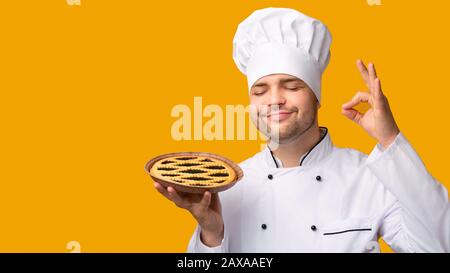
[0,0,448,253]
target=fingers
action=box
[356,59,371,89]
[154,183,187,208]
[373,78,385,102]
[154,182,172,198]
[342,91,370,109]
[342,108,364,124]
[342,91,371,124]
[357,60,382,93]
[357,60,387,107]
[154,183,211,211]
[167,186,187,208]
[368,62,378,91]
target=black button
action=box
[316,175,322,182]
[311,225,317,231]
[261,224,267,230]
[268,174,273,180]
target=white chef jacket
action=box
[187,127,450,253]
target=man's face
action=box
[249,74,319,144]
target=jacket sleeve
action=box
[366,132,450,252]
[186,224,229,253]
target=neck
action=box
[269,125,321,168]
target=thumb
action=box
[342,108,363,124]
[200,191,212,209]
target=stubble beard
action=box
[261,106,317,145]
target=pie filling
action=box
[150,155,236,187]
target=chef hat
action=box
[232,7,332,103]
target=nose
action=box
[267,88,286,107]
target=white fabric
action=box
[232,7,332,103]
[187,128,450,253]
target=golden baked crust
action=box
[149,155,236,188]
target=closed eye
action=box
[252,90,267,96]
[285,85,306,91]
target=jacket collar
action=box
[264,127,333,168]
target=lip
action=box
[266,111,294,121]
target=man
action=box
[154,7,450,252]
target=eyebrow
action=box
[280,78,305,85]
[251,78,304,88]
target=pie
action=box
[146,152,241,193]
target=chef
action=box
[154,7,450,252]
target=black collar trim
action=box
[268,127,329,168]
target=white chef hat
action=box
[232,7,332,103]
